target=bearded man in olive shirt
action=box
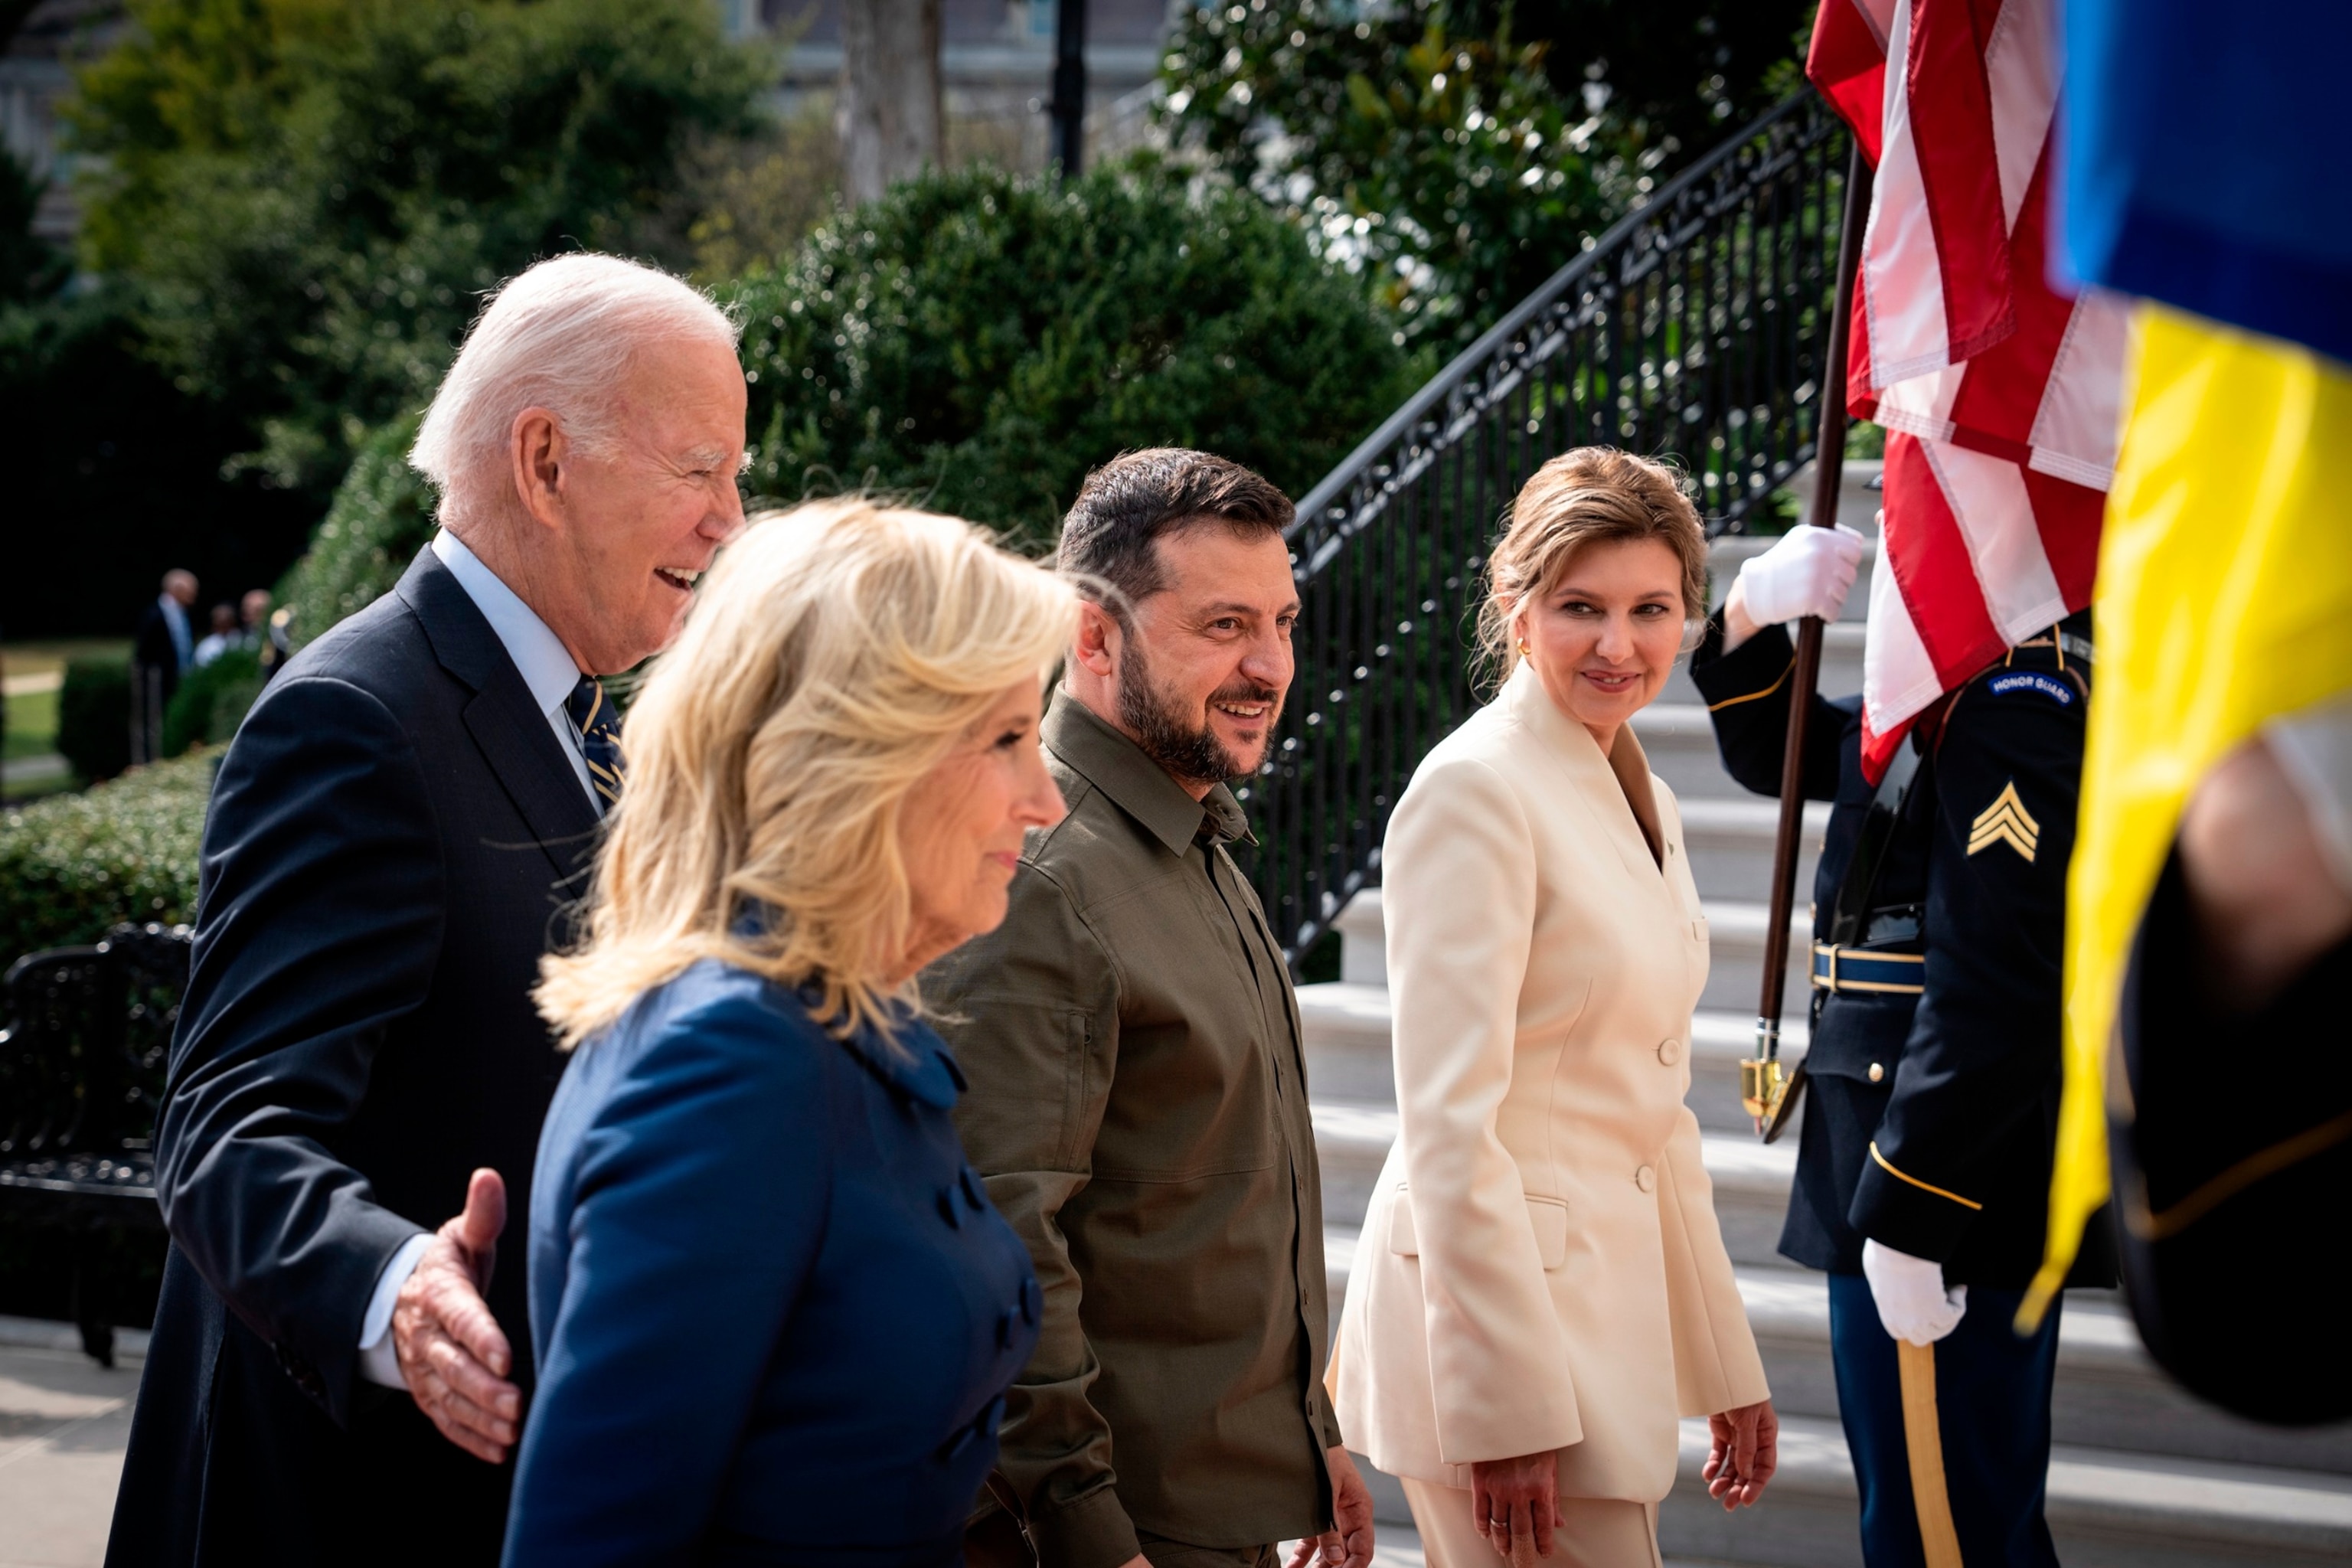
[927,449,1374,1568]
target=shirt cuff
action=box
[356,1232,434,1390]
[1030,1484,1142,1568]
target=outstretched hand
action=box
[393,1168,520,1463]
[1703,1400,1779,1510]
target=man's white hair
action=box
[411,253,741,531]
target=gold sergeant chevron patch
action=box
[1968,781,2040,861]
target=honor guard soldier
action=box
[1690,522,2115,1568]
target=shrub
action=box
[54,657,132,786]
[276,414,437,652]
[161,645,266,757]
[726,162,1419,542]
[0,750,212,962]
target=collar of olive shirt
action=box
[1040,690,1256,854]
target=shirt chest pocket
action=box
[1389,1184,1570,1270]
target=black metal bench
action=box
[0,922,187,1366]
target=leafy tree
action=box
[1160,2,1628,351]
[68,0,771,499]
[728,162,1417,544]
[1158,1,1809,351]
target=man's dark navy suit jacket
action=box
[106,546,598,1566]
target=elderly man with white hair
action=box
[106,254,746,1568]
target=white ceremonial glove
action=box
[1736,523,1868,627]
[1861,1239,1967,1346]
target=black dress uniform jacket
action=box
[2112,853,2352,1423]
[1690,616,2114,1289]
[106,547,596,1566]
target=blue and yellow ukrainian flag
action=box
[2031,0,2352,1313]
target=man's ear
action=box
[509,407,567,532]
[1072,599,1120,678]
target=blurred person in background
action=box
[508,500,1075,1567]
[131,567,198,761]
[193,603,240,668]
[1331,449,1773,1568]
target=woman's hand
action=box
[1704,1400,1779,1509]
[1469,1451,1566,1559]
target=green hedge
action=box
[727,161,1419,541]
[0,750,212,961]
[276,411,435,652]
[161,645,267,756]
[54,655,131,785]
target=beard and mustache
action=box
[1116,638,1285,789]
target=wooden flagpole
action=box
[1745,136,1875,1138]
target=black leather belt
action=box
[1811,943,1926,995]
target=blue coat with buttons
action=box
[503,959,1040,1568]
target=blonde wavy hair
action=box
[1475,446,1710,691]
[536,499,1078,1050]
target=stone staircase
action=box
[1295,464,2352,1564]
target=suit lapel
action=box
[395,549,602,880]
[1504,663,1668,884]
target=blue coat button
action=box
[936,1188,962,1228]
[1019,1276,1040,1325]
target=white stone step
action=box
[1726,1263,2352,1475]
[1661,1412,2352,1568]
[1324,1247,2352,1554]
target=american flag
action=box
[1808,0,2128,779]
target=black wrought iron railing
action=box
[1243,91,1851,972]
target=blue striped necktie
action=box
[565,676,625,808]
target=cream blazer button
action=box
[1634,1165,1656,1193]
[1657,1037,1682,1066]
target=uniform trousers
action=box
[1400,1478,1661,1568]
[1827,1274,2062,1568]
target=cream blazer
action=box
[1329,662,1769,1501]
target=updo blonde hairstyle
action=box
[536,499,1078,1050]
[1475,446,1709,690]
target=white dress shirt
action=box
[355,529,600,1390]
[158,595,193,673]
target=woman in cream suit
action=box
[1331,449,1775,1566]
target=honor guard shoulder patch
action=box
[1986,671,2076,705]
[1968,782,2040,861]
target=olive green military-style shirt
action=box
[926,694,1341,1568]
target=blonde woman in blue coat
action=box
[508,501,1076,1567]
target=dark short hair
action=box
[1055,449,1294,618]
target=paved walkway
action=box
[0,1316,1452,1568]
[0,1329,136,1568]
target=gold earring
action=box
[1516,640,1530,656]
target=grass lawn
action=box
[4,687,58,762]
